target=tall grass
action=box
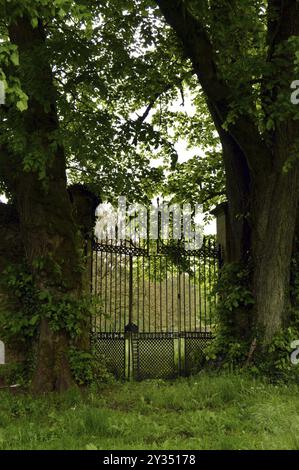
[0,373,299,449]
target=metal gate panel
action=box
[183,332,214,376]
[91,235,221,380]
[131,333,178,380]
[93,332,126,380]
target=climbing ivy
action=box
[206,263,254,367]
[0,262,99,344]
[68,348,114,386]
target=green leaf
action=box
[11,51,19,66]
[31,18,39,28]
[29,315,40,326]
[16,99,28,112]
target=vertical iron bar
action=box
[194,253,197,332]
[109,252,113,331]
[94,245,98,331]
[100,250,104,332]
[137,248,140,330]
[203,238,207,332]
[114,251,117,331]
[199,245,202,331]
[124,252,127,329]
[129,255,133,325]
[90,241,95,334]
[213,239,217,326]
[183,264,186,333]
[142,250,145,333]
[177,248,182,375]
[154,256,157,331]
[119,248,122,331]
[189,257,192,331]
[90,240,94,295]
[166,256,168,331]
[105,242,108,331]
[172,259,174,331]
[148,254,151,332]
[208,238,212,331]
[213,239,218,318]
[177,253,181,333]
[160,255,163,332]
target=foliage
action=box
[0,264,39,343]
[207,258,299,382]
[0,362,32,387]
[0,0,225,207]
[257,327,299,383]
[0,261,113,385]
[164,150,225,213]
[38,291,91,339]
[68,348,114,386]
[216,264,255,313]
[255,249,299,382]
[0,263,101,351]
[206,263,254,367]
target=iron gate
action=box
[91,236,221,380]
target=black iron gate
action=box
[91,236,221,380]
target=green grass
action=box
[1,373,299,450]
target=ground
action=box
[0,373,299,450]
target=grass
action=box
[1,372,299,450]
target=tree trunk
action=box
[208,102,251,264]
[3,17,84,392]
[155,0,299,350]
[251,166,299,342]
[31,318,74,393]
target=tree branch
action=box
[132,83,172,145]
[132,70,192,145]
[155,0,272,174]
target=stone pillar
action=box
[68,184,100,291]
[68,184,100,349]
[210,202,228,262]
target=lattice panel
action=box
[93,333,126,379]
[132,333,178,380]
[184,333,213,376]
